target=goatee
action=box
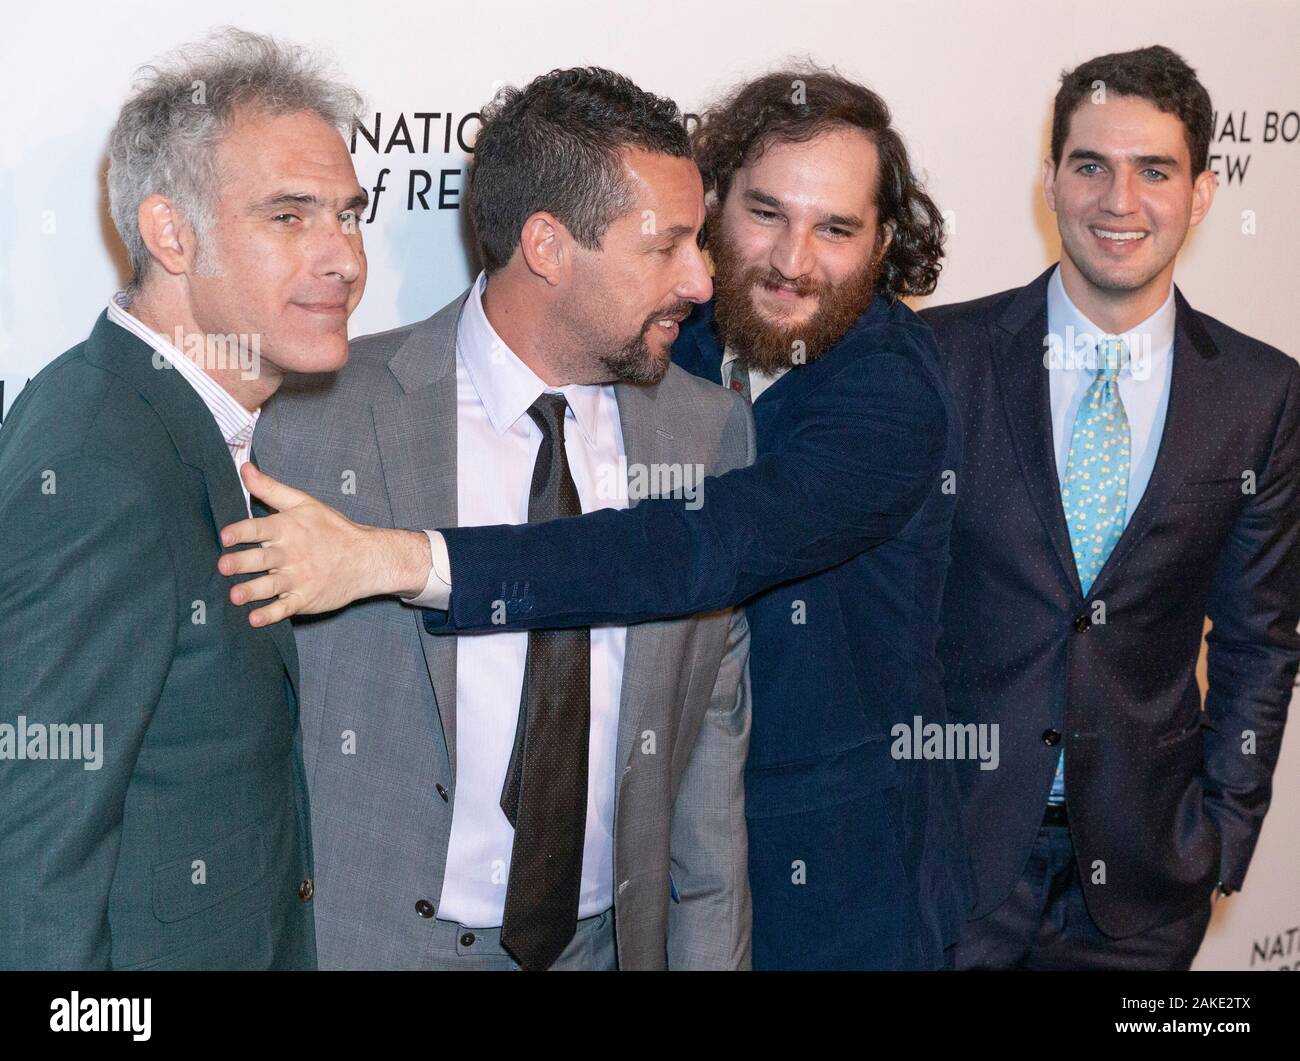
[596,299,694,385]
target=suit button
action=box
[1042,729,1061,747]
[436,783,449,802]
[415,899,435,918]
[460,932,476,947]
[1073,614,1091,633]
[298,878,314,901]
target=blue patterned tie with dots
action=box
[1048,337,1131,804]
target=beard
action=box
[709,215,884,375]
[595,299,694,385]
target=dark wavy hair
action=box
[693,65,944,298]
[469,67,690,274]
[1051,45,1214,177]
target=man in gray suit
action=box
[0,30,367,968]
[243,68,753,970]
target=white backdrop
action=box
[1,0,1296,970]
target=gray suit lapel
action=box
[612,380,683,781]
[372,292,468,779]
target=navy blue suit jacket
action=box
[922,266,1300,937]
[426,295,974,969]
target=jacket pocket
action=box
[1168,477,1246,504]
[116,910,273,970]
[1152,718,1206,750]
[745,737,897,819]
[151,823,269,923]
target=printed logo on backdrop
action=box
[350,108,701,223]
[1209,105,1299,185]
[1249,922,1300,970]
[352,109,483,222]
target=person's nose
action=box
[316,217,364,284]
[770,225,815,281]
[1098,167,1140,217]
[677,240,713,303]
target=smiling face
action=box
[1045,94,1215,325]
[709,125,887,373]
[563,148,712,384]
[186,107,369,380]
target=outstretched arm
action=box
[427,350,950,632]
[219,345,951,632]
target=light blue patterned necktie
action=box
[1048,337,1132,804]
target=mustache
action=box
[642,301,695,328]
[749,268,822,298]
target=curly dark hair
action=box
[469,67,690,274]
[1051,45,1214,177]
[692,64,944,299]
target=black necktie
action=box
[499,392,591,971]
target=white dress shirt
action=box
[106,292,260,516]
[436,271,628,927]
[1046,266,1176,523]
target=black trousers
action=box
[954,819,1213,971]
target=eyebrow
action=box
[248,190,371,214]
[652,223,697,241]
[1066,149,1181,170]
[743,187,865,229]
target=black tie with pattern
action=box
[499,392,591,971]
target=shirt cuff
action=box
[398,529,452,609]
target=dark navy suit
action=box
[425,295,974,969]
[922,267,1300,961]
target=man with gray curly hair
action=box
[0,27,368,969]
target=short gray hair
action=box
[107,27,364,293]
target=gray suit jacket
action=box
[255,290,754,970]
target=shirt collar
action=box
[721,344,790,382]
[1046,265,1175,380]
[106,291,259,449]
[456,271,603,446]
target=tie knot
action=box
[1094,338,1130,381]
[527,391,569,442]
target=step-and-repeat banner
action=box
[1,0,1296,969]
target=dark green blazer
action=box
[0,311,315,969]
